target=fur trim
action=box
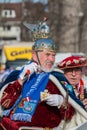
[49,74,87,120]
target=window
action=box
[7,25,11,31]
[2,10,16,18]
[3,25,11,31]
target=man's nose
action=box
[49,56,55,61]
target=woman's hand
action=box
[82,98,87,111]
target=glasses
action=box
[64,67,82,74]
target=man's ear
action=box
[32,52,38,62]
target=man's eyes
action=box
[45,53,55,56]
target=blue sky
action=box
[0,0,22,2]
[0,0,47,3]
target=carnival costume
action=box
[57,55,87,100]
[0,18,87,130]
[57,56,87,129]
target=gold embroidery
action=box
[80,94,84,101]
[0,123,7,130]
[2,99,11,108]
[45,128,52,130]
[13,92,16,96]
[1,92,8,100]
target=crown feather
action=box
[23,22,39,32]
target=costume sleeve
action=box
[1,80,22,109]
[47,80,75,120]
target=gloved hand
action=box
[45,94,63,107]
[19,62,38,80]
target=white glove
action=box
[19,62,38,80]
[46,94,63,107]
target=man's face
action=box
[33,50,56,72]
[64,67,82,87]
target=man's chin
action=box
[41,66,54,72]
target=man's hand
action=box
[45,94,63,107]
[19,62,38,80]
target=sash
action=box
[11,72,49,122]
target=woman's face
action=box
[32,50,56,72]
[64,67,82,87]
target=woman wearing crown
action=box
[0,19,87,130]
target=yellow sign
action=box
[4,46,32,60]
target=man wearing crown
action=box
[0,20,87,130]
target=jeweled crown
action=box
[24,18,57,52]
[24,17,50,41]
